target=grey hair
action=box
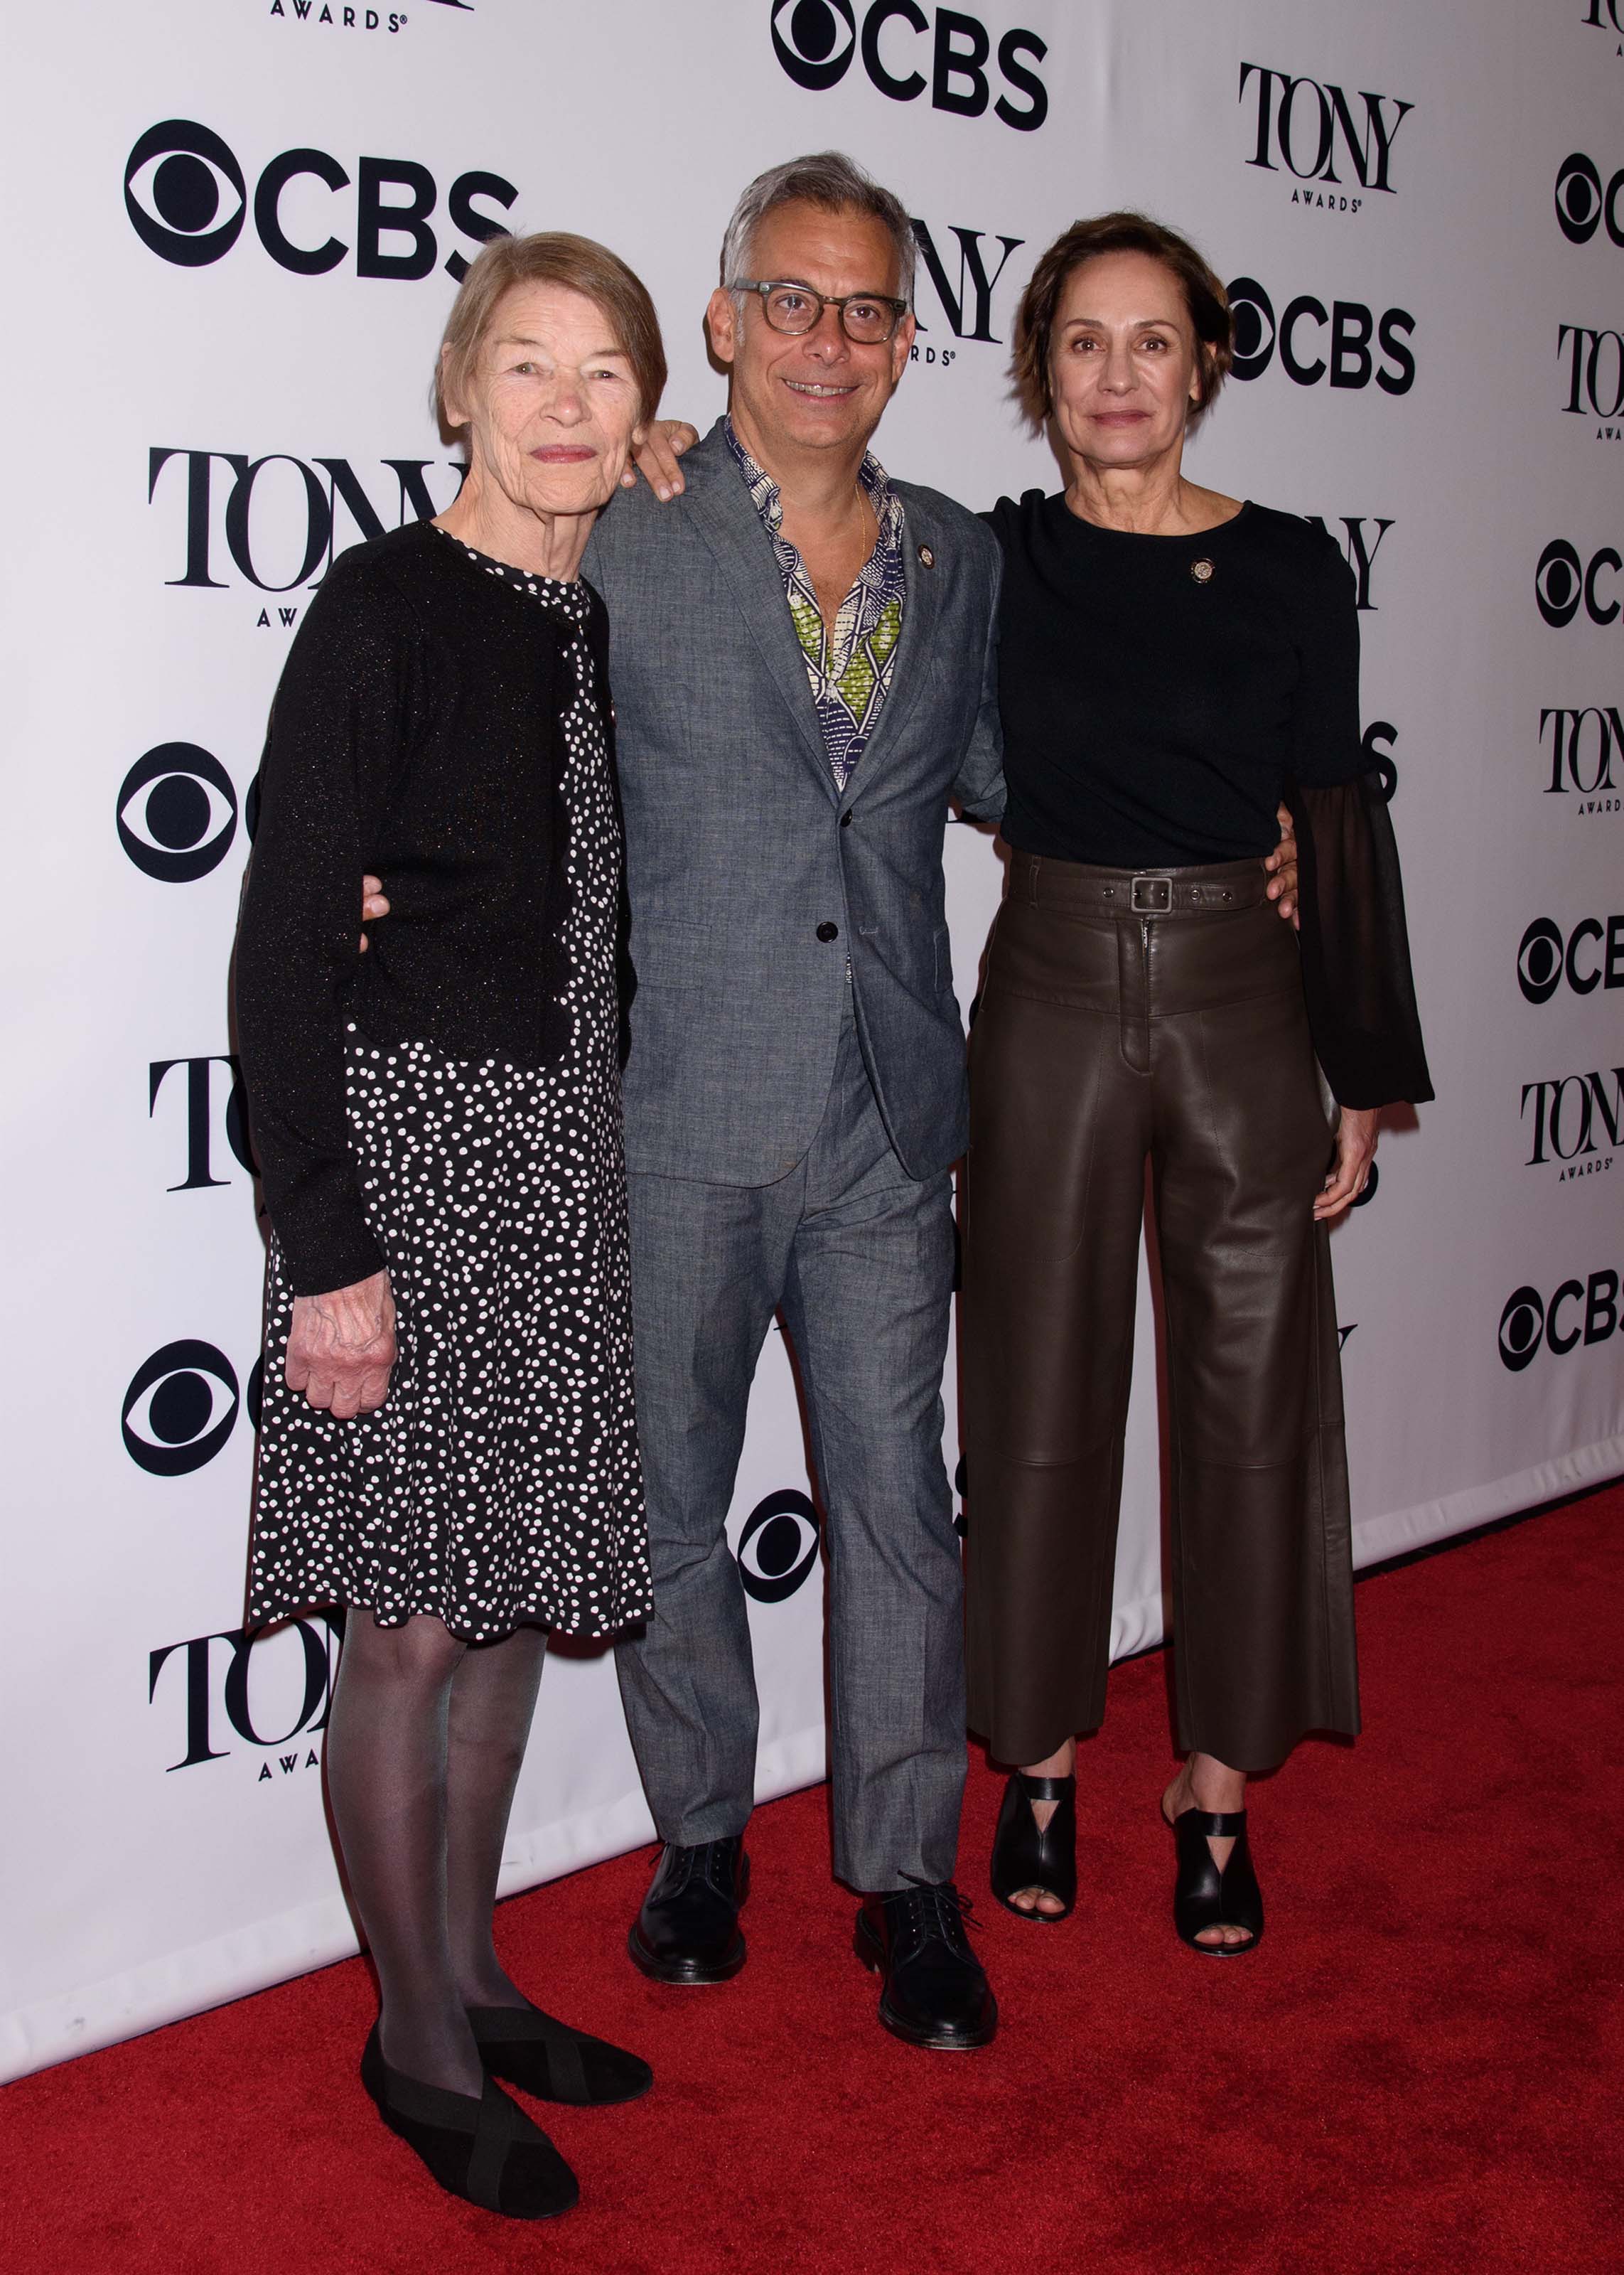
[719,151,917,308]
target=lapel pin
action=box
[918,544,935,568]
[1190,557,1215,584]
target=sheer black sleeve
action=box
[1289,772,1434,1109]
[234,561,409,1295]
[1284,533,1434,1110]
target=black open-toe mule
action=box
[467,2002,652,2107]
[1165,1806,1264,1956]
[989,1770,1077,1922]
[360,2024,579,2218]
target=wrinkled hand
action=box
[621,419,699,501]
[1315,1106,1379,1221]
[286,1270,396,1417]
[359,873,389,953]
[1264,802,1300,928]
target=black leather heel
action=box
[360,2024,579,2218]
[989,1771,1077,1922]
[1165,1806,1264,1956]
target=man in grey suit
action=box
[586,154,1002,2051]
[364,154,1002,2048]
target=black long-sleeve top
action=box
[988,489,1433,1109]
[235,518,601,1295]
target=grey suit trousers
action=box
[614,995,965,1892]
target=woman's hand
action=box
[1264,803,1300,927]
[621,419,700,500]
[286,1270,396,1417]
[1315,1107,1379,1221]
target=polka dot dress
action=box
[247,540,652,1642]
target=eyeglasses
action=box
[728,279,910,344]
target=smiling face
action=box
[1048,250,1205,479]
[442,280,645,521]
[707,200,915,466]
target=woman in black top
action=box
[235,233,664,2217]
[963,214,1431,1953]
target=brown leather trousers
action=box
[962,852,1360,1776]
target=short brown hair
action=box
[1011,212,1233,427]
[434,231,667,442]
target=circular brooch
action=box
[1190,557,1215,585]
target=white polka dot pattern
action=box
[247,547,651,1642]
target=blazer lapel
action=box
[683,422,838,805]
[837,491,945,814]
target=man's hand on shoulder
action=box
[359,874,389,953]
[621,421,699,503]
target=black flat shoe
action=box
[1164,1806,1264,1957]
[360,2024,578,2219]
[989,1771,1077,1923]
[854,1880,997,2050]
[628,1836,748,1984]
[468,2003,652,2106]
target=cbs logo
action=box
[123,1340,262,1476]
[1555,154,1624,245]
[124,119,515,280]
[1516,913,1624,1002]
[1226,277,1416,393]
[1497,1270,1620,1371]
[117,744,253,882]
[1536,539,1621,626]
[735,1489,821,1603]
[770,1,1047,130]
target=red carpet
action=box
[5,1486,1621,2275]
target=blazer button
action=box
[840,811,853,828]
[817,921,839,943]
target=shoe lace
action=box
[896,1875,977,1954]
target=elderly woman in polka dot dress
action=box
[235,233,665,2223]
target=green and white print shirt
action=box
[726,417,907,793]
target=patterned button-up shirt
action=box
[726,417,907,793]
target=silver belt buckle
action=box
[1129,873,1173,914]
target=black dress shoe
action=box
[468,2001,653,2105]
[360,2024,578,2220]
[854,1880,997,2050]
[628,1836,748,1984]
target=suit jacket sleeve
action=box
[950,544,1006,823]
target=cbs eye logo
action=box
[773,0,855,86]
[1497,1287,1544,1372]
[125,122,247,267]
[117,744,247,882]
[1555,154,1624,247]
[1518,919,1566,1003]
[122,1340,257,1476]
[735,1489,821,1603]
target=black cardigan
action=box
[235,519,602,1295]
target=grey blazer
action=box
[582,419,1004,1187]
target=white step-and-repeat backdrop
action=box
[4,0,1621,2081]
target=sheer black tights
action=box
[325,1609,548,2095]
